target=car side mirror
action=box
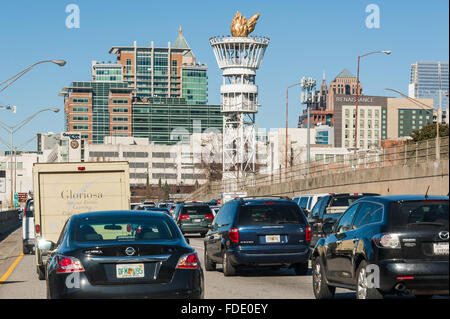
[185,237,190,245]
[38,239,55,251]
[322,221,335,235]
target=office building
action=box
[409,61,449,114]
[61,29,222,145]
[327,69,363,111]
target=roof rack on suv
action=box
[238,195,292,202]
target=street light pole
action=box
[286,82,302,171]
[0,108,59,208]
[0,60,66,94]
[354,50,391,154]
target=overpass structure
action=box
[187,137,449,201]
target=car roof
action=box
[71,210,171,220]
[355,195,448,204]
[234,198,297,205]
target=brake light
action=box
[217,198,221,205]
[229,227,239,243]
[57,255,85,273]
[373,234,401,249]
[77,166,85,171]
[397,276,414,280]
[264,201,275,205]
[179,214,190,220]
[305,226,312,242]
[35,224,40,234]
[205,214,214,219]
[176,252,199,269]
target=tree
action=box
[410,123,449,143]
[158,178,162,189]
[163,181,170,200]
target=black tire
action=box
[22,243,30,255]
[222,251,237,276]
[204,248,216,271]
[312,257,335,299]
[293,262,309,276]
[37,265,46,281]
[356,260,384,299]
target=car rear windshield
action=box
[181,205,212,215]
[390,200,449,229]
[330,195,365,207]
[238,204,306,226]
[74,216,179,242]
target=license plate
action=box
[433,243,449,255]
[193,219,202,223]
[116,264,145,278]
[266,235,281,243]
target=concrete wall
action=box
[188,159,449,201]
[0,210,19,235]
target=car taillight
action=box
[305,226,312,242]
[373,234,401,249]
[229,227,239,243]
[179,214,189,220]
[35,224,40,234]
[205,214,214,219]
[264,201,275,205]
[176,252,199,269]
[57,255,85,273]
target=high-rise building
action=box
[109,27,208,104]
[61,29,222,145]
[327,69,363,111]
[409,61,449,115]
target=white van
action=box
[22,198,35,254]
[298,193,330,215]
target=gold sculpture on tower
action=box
[231,11,260,37]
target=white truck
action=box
[219,192,248,206]
[33,162,130,280]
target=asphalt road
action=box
[0,229,446,299]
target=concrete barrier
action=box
[0,209,19,235]
[188,159,449,201]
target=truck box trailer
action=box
[32,162,130,280]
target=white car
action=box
[22,198,35,254]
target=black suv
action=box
[311,195,449,299]
[173,202,214,237]
[308,193,379,246]
[204,197,311,276]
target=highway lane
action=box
[0,229,445,299]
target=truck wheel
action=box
[222,251,236,276]
[293,262,309,276]
[204,249,216,271]
[37,265,46,280]
[22,243,30,255]
[356,260,383,299]
[312,257,335,299]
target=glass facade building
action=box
[398,108,433,137]
[62,29,219,145]
[409,61,449,112]
[132,98,221,145]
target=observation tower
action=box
[210,12,270,180]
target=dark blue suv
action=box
[203,198,311,276]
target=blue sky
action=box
[0,0,448,150]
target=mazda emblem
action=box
[125,247,136,256]
[439,231,449,240]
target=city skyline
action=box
[0,0,449,149]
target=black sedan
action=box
[44,211,204,299]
